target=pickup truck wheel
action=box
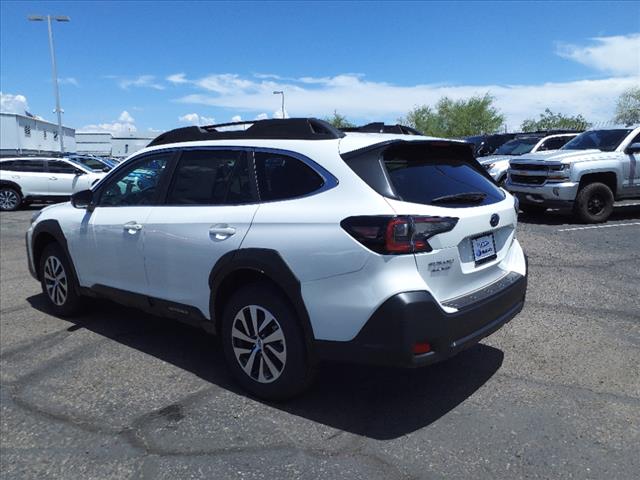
[574,182,614,223]
[0,187,22,211]
[520,204,547,216]
[39,243,84,317]
[221,283,314,401]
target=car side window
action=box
[48,160,81,174]
[98,154,170,207]
[0,161,16,171]
[254,152,324,201]
[166,149,255,205]
[12,160,45,173]
[539,137,567,151]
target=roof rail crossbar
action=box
[341,123,422,135]
[148,118,345,147]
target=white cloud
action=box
[174,73,639,128]
[0,92,29,114]
[231,115,242,122]
[556,34,640,76]
[118,75,165,90]
[272,108,289,119]
[58,77,79,86]
[167,73,188,84]
[118,110,135,123]
[254,113,269,120]
[80,110,137,136]
[178,113,215,125]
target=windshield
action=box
[561,129,632,152]
[494,137,539,156]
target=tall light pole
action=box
[28,14,70,153]
[273,91,285,119]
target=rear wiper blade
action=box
[431,192,487,204]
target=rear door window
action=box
[166,149,256,205]
[11,160,46,172]
[254,152,324,201]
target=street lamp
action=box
[273,91,285,119]
[28,14,70,153]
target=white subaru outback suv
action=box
[26,118,528,399]
[0,156,106,211]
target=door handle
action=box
[49,177,58,180]
[209,224,236,239]
[123,221,143,234]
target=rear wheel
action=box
[573,182,614,223]
[39,243,84,317]
[520,204,547,216]
[0,187,22,211]
[221,283,313,400]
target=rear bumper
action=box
[315,269,527,368]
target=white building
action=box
[76,131,155,158]
[0,112,76,156]
[75,132,113,157]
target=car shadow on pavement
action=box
[518,203,640,226]
[27,294,504,440]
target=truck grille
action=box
[511,175,545,185]
[510,163,548,171]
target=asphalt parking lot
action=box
[1,204,639,479]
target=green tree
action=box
[400,93,504,138]
[613,87,640,125]
[521,109,590,132]
[324,111,355,129]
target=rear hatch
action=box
[342,139,518,304]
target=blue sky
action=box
[1,0,639,135]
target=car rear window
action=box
[343,141,505,208]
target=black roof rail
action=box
[341,122,423,135]
[147,118,345,147]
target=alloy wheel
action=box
[0,190,19,210]
[231,305,287,383]
[43,256,68,306]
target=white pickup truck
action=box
[506,126,640,223]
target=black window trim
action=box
[93,150,179,208]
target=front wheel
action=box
[39,243,84,317]
[573,182,614,223]
[221,283,314,401]
[0,187,22,211]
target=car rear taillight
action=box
[341,215,458,254]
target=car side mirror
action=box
[624,142,640,154]
[71,189,94,209]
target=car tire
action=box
[573,182,614,223]
[221,283,314,401]
[520,204,547,216]
[39,243,84,317]
[0,187,22,211]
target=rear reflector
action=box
[413,342,432,354]
[341,215,458,255]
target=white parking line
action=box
[558,223,640,232]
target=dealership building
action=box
[75,131,156,159]
[0,112,76,156]
[0,112,155,159]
